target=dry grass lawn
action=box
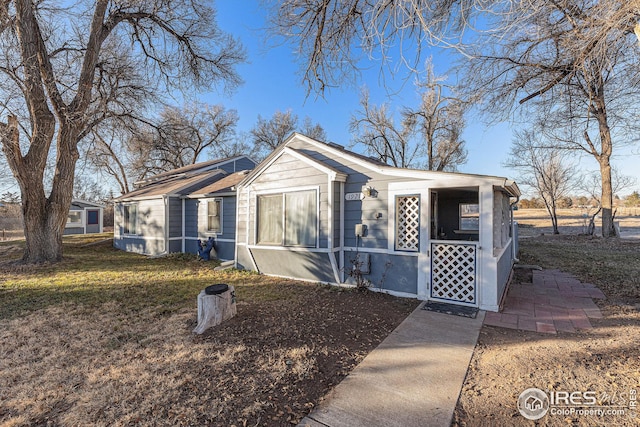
[454,209,640,426]
[0,236,417,426]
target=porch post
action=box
[478,184,498,311]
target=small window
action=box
[67,211,82,226]
[207,199,222,233]
[123,204,138,235]
[87,210,99,225]
[460,203,479,231]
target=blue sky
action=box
[208,1,639,197]
[210,2,516,176]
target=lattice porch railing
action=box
[430,242,477,304]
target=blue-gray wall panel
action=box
[168,197,182,238]
[250,249,335,283]
[345,252,418,294]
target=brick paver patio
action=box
[484,269,606,334]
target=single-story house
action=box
[113,156,256,258]
[64,199,105,235]
[235,133,521,312]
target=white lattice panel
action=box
[396,196,420,251]
[431,243,476,304]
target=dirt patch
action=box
[453,234,640,426]
[0,284,417,426]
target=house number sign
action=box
[345,192,365,201]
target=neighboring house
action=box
[113,156,257,258]
[64,199,104,235]
[235,133,521,312]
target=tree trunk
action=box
[594,88,615,238]
[599,158,616,237]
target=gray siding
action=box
[168,197,182,238]
[114,236,165,255]
[345,251,418,294]
[185,239,235,261]
[63,227,84,235]
[246,153,329,247]
[113,198,166,256]
[250,248,336,283]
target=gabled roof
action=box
[239,133,520,197]
[184,171,250,198]
[71,199,105,209]
[116,169,226,201]
[133,155,253,187]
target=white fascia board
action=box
[181,191,237,199]
[292,132,517,186]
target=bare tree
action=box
[403,62,467,171]
[464,0,640,237]
[350,88,418,168]
[0,0,245,263]
[505,129,576,234]
[250,109,326,160]
[351,72,467,171]
[268,0,639,238]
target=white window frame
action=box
[206,198,223,234]
[255,186,319,248]
[459,203,480,231]
[66,210,83,227]
[123,203,138,235]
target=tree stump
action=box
[193,285,236,334]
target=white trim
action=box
[116,235,164,241]
[183,237,236,243]
[204,197,224,235]
[163,196,169,255]
[184,191,237,198]
[327,177,333,250]
[342,246,420,256]
[248,244,331,253]
[292,133,519,192]
[181,198,186,252]
[339,181,345,283]
[122,202,139,236]
[329,251,341,283]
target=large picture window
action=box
[123,204,138,235]
[207,199,222,233]
[257,190,317,247]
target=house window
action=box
[123,204,138,235]
[257,190,317,247]
[87,210,99,226]
[207,199,222,233]
[67,211,82,226]
[460,203,480,231]
[396,195,420,251]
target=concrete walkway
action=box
[298,303,485,427]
